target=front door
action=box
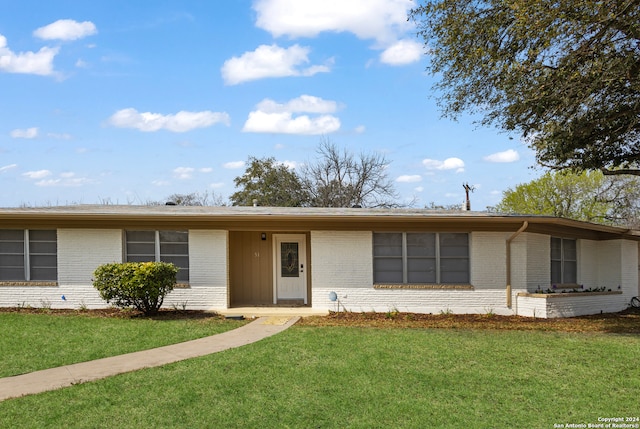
[274,234,307,304]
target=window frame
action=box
[550,237,577,285]
[125,230,189,283]
[373,232,470,285]
[0,229,58,282]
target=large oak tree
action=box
[410,0,640,175]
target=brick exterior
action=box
[0,226,637,317]
[163,230,228,310]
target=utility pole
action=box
[463,183,474,211]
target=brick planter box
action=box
[516,291,625,318]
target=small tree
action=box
[93,262,178,316]
[230,156,310,206]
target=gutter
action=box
[506,221,529,309]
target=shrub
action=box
[93,262,178,316]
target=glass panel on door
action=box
[280,242,299,277]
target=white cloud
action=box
[35,175,92,187]
[10,127,39,139]
[414,186,424,192]
[279,160,299,169]
[257,94,338,114]
[243,95,341,135]
[380,39,423,65]
[107,108,230,132]
[243,111,340,135]
[224,161,246,169]
[23,170,52,179]
[422,157,465,173]
[253,0,413,46]
[354,125,366,134]
[484,149,520,163]
[221,44,330,85]
[209,182,225,189]
[396,174,422,183]
[0,164,17,173]
[32,172,92,187]
[33,19,97,41]
[200,167,213,173]
[0,35,58,75]
[47,132,72,140]
[173,167,195,180]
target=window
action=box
[125,230,189,282]
[551,237,577,284]
[0,229,57,281]
[373,232,469,284]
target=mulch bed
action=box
[297,308,640,334]
[2,307,639,333]
[0,307,218,320]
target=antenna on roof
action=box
[462,183,475,211]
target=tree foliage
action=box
[410,0,640,174]
[93,262,178,316]
[230,141,400,208]
[494,170,640,226]
[230,156,310,206]
[300,140,400,208]
[163,191,226,206]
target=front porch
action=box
[228,231,311,308]
[215,306,328,318]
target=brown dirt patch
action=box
[297,308,640,334]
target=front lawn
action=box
[0,309,246,377]
[0,311,638,428]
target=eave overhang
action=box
[0,206,638,241]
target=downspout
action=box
[506,221,529,309]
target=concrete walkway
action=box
[0,316,299,402]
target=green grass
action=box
[1,321,639,428]
[0,312,246,377]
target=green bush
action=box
[93,262,178,316]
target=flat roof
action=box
[0,205,637,240]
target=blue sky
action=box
[0,0,542,209]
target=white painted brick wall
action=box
[597,240,622,288]
[470,232,507,290]
[515,295,548,318]
[310,231,372,291]
[0,229,122,309]
[310,231,516,315]
[517,293,628,318]
[312,287,515,315]
[164,230,228,310]
[2,227,636,317]
[524,233,550,291]
[579,240,599,287]
[0,228,230,311]
[619,240,637,305]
